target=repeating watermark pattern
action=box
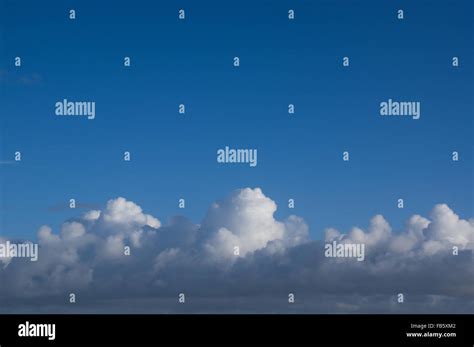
[0,1,471,318]
[55,99,96,120]
[380,99,421,120]
[217,146,257,167]
[0,241,38,262]
[324,241,365,261]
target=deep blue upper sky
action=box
[1,0,473,240]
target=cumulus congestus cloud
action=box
[0,188,472,313]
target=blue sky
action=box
[1,0,473,241]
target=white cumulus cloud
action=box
[0,189,472,313]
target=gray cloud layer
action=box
[0,188,473,313]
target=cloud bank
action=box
[0,188,472,313]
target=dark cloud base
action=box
[0,188,473,313]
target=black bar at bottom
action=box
[0,314,472,346]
